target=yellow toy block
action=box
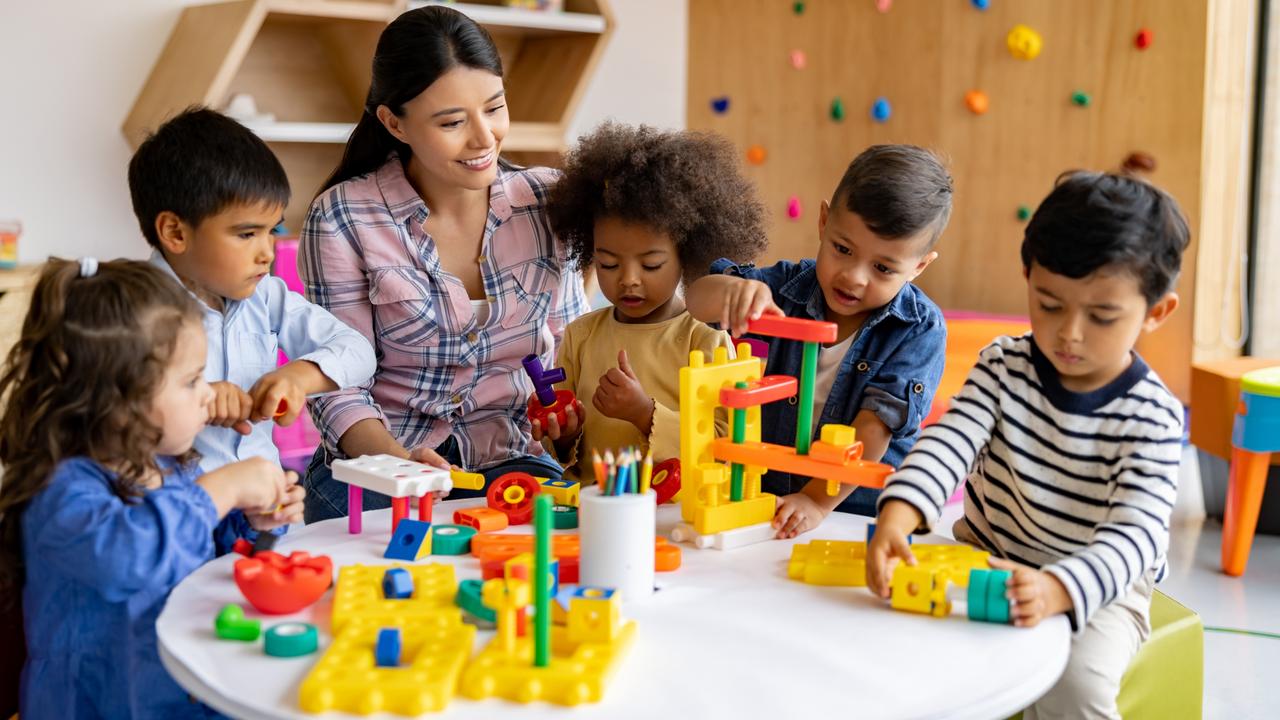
[540,478,580,507]
[504,552,559,594]
[299,614,475,715]
[331,563,459,634]
[450,468,486,491]
[679,344,763,521]
[694,493,776,535]
[890,565,937,615]
[787,540,867,586]
[567,587,622,644]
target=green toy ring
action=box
[264,622,319,657]
[552,504,578,529]
[430,523,478,555]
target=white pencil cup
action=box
[578,486,656,602]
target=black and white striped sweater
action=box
[879,334,1182,631]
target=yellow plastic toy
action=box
[299,614,475,715]
[329,563,458,634]
[458,583,636,705]
[539,478,580,507]
[1006,23,1043,60]
[788,539,991,617]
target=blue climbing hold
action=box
[971,0,990,10]
[711,96,730,114]
[871,97,892,123]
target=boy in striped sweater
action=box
[867,171,1189,719]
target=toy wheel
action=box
[487,472,541,524]
[651,459,682,504]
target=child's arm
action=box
[23,458,284,602]
[773,409,891,538]
[866,342,1009,596]
[686,274,782,338]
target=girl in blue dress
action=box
[0,258,304,718]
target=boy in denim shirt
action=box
[687,145,952,536]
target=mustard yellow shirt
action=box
[553,308,731,484]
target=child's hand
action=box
[988,558,1073,628]
[773,492,831,539]
[593,350,655,434]
[198,457,292,518]
[249,477,305,531]
[531,399,585,448]
[866,499,923,598]
[207,381,254,435]
[247,369,306,426]
[721,278,783,338]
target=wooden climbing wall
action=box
[687,0,1255,400]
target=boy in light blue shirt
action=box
[129,108,376,472]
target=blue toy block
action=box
[1233,392,1280,453]
[375,627,401,667]
[382,567,414,599]
[383,519,431,561]
[572,586,615,601]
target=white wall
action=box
[0,0,686,266]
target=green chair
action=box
[1009,590,1203,719]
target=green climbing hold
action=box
[1071,90,1092,107]
[1016,205,1032,221]
[830,97,845,121]
[793,1,805,15]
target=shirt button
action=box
[856,361,870,372]
[467,332,478,343]
[913,383,925,394]
[477,255,487,264]
[451,393,462,404]
[486,295,496,302]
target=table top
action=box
[158,500,1069,720]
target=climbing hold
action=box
[1070,90,1091,107]
[876,0,892,12]
[830,97,845,121]
[793,1,805,15]
[746,145,767,165]
[971,0,990,9]
[711,96,730,114]
[786,196,802,221]
[1006,24,1043,60]
[871,97,891,123]
[1135,28,1153,50]
[964,90,989,115]
[1122,151,1157,175]
[790,48,807,70]
[1016,205,1032,222]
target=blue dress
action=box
[20,457,258,719]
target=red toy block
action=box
[486,472,542,525]
[719,375,798,408]
[527,389,578,433]
[651,458,682,505]
[233,551,333,615]
[746,315,837,344]
[453,506,509,532]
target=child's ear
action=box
[376,105,409,144]
[818,200,830,238]
[155,211,189,256]
[1142,291,1179,332]
[909,250,939,281]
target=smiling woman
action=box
[297,5,588,524]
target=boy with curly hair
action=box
[540,122,769,483]
[687,145,953,536]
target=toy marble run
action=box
[673,315,895,549]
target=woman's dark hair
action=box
[547,122,769,283]
[0,259,202,597]
[1022,171,1191,305]
[319,5,505,193]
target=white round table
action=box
[159,500,1069,719]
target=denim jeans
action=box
[302,436,564,524]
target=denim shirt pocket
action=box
[227,331,279,388]
[368,267,441,349]
[499,260,556,330]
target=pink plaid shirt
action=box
[299,157,587,470]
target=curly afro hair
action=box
[547,122,768,283]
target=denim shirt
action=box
[710,258,947,515]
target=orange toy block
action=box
[471,532,681,576]
[709,437,892,488]
[718,375,798,408]
[454,506,510,532]
[746,315,837,343]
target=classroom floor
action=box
[935,448,1280,719]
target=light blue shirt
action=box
[150,251,376,471]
